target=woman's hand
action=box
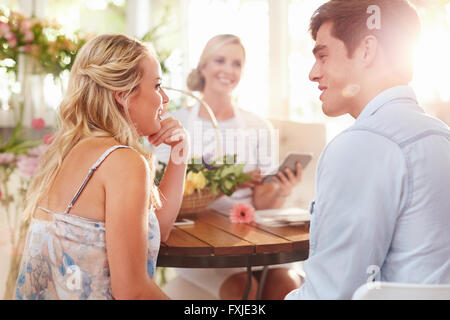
[147,117,188,148]
[271,162,303,197]
[236,169,264,189]
[148,118,190,165]
[252,163,302,210]
[149,118,190,240]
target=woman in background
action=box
[154,34,303,300]
[15,34,189,300]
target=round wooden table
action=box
[157,210,309,299]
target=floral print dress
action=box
[14,145,161,300]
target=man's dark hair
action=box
[310,0,421,62]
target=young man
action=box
[286,0,450,299]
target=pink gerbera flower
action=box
[229,203,255,224]
[31,117,46,130]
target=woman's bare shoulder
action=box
[102,147,149,175]
[71,138,149,184]
[98,147,149,190]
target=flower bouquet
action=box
[0,8,88,78]
[156,154,252,216]
[0,117,53,299]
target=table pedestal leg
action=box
[243,266,270,300]
[256,266,269,300]
[243,266,252,300]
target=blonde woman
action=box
[14,34,189,300]
[154,34,303,300]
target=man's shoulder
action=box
[328,127,400,151]
[356,104,450,146]
[321,128,404,168]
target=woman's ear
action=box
[199,64,206,78]
[114,91,127,108]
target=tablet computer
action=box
[263,152,312,183]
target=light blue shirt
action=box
[286,86,450,300]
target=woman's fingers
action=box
[148,118,187,147]
[249,169,263,183]
[277,170,289,184]
[153,128,186,147]
[148,118,179,144]
[164,128,187,145]
[240,181,258,189]
[295,163,303,182]
[284,168,296,182]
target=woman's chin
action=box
[146,123,161,137]
[211,84,235,95]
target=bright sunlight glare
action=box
[412,29,450,102]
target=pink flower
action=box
[31,117,46,130]
[229,203,255,224]
[16,155,40,177]
[20,19,33,32]
[0,22,10,37]
[27,144,48,157]
[43,133,55,145]
[0,153,15,164]
[7,33,17,48]
[4,30,14,40]
[23,30,34,42]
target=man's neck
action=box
[349,78,409,118]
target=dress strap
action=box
[65,145,131,214]
[37,206,53,214]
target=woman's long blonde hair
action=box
[24,34,161,221]
[186,34,246,92]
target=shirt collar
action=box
[356,85,419,121]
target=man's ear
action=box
[359,35,378,67]
[114,91,127,108]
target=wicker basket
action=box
[164,87,224,218]
[179,188,219,216]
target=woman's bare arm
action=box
[103,148,169,300]
[149,118,190,242]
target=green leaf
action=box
[210,183,219,196]
[223,180,233,190]
[6,140,40,154]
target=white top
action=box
[153,104,277,213]
[285,86,450,300]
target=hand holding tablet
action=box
[263,152,312,183]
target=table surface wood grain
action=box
[158,210,310,268]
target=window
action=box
[411,0,450,103]
[43,0,127,115]
[411,1,450,125]
[4,0,449,130]
[0,0,19,11]
[288,0,353,141]
[46,0,126,36]
[287,0,450,139]
[185,0,270,116]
